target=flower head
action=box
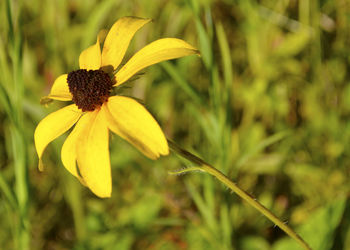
[34,17,199,197]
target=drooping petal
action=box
[76,110,111,198]
[46,74,72,101]
[61,117,86,185]
[101,17,151,71]
[79,35,102,70]
[114,38,199,86]
[34,104,82,170]
[104,96,169,159]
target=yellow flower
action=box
[34,17,199,198]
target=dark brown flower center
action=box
[67,69,114,111]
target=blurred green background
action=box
[0,0,349,249]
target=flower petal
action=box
[47,74,72,101]
[76,110,111,198]
[104,96,169,159]
[61,118,86,185]
[114,38,199,86]
[34,104,82,170]
[79,35,102,70]
[101,17,151,71]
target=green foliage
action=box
[273,198,346,250]
[0,0,349,249]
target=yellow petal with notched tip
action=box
[104,96,168,159]
[97,29,108,44]
[47,74,72,101]
[79,35,102,70]
[34,104,81,171]
[76,110,111,198]
[101,17,151,71]
[61,117,87,185]
[114,38,199,86]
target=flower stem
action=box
[167,139,311,250]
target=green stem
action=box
[168,140,311,250]
[6,0,29,248]
[63,174,86,242]
[11,127,29,250]
[0,171,18,210]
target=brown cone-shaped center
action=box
[67,69,114,112]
